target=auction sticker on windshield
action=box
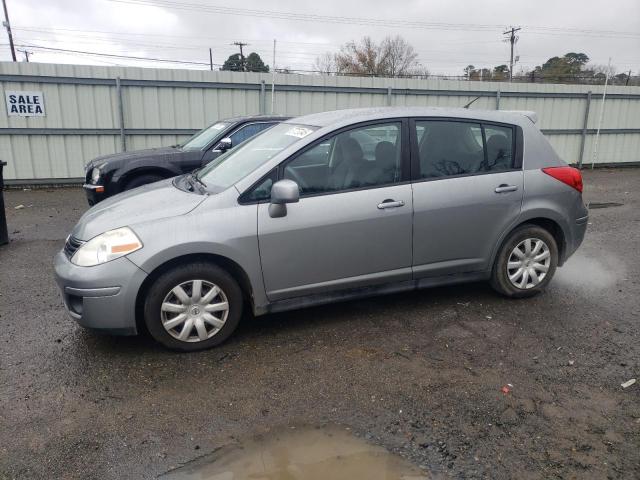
[285,126,314,138]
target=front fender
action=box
[125,194,268,311]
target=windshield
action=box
[181,122,231,151]
[198,123,317,190]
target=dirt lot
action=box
[0,169,638,479]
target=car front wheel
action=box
[124,173,164,191]
[490,225,558,298]
[144,262,243,351]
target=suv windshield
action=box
[198,123,317,191]
[181,122,231,151]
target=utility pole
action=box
[503,26,521,82]
[1,0,16,62]
[17,48,31,62]
[271,39,276,114]
[626,70,631,86]
[209,48,213,71]
[591,57,612,169]
[232,41,248,71]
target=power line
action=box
[16,47,31,62]
[107,0,640,39]
[14,42,219,67]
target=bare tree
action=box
[589,63,617,77]
[317,36,423,77]
[381,35,419,76]
[335,36,387,75]
[409,65,430,79]
[313,52,336,75]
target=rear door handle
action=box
[377,199,405,209]
[495,184,519,193]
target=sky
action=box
[3,0,639,76]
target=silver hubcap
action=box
[507,238,551,289]
[161,280,229,343]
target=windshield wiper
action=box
[186,170,207,194]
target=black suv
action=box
[83,115,289,205]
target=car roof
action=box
[221,114,291,123]
[284,107,536,129]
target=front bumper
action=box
[83,184,107,206]
[54,250,148,335]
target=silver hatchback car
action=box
[55,107,588,351]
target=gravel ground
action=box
[0,169,639,479]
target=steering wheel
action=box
[284,167,309,191]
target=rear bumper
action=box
[564,214,588,262]
[54,250,148,335]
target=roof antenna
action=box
[463,96,481,109]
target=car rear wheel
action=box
[144,262,243,351]
[124,173,164,191]
[490,224,558,298]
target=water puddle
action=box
[587,202,623,209]
[160,426,431,480]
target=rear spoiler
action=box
[503,110,538,124]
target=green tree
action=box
[534,52,590,83]
[245,52,269,72]
[222,53,243,72]
[221,52,269,72]
[493,64,509,80]
[464,65,475,78]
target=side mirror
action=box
[215,137,232,152]
[268,179,299,218]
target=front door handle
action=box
[495,184,519,193]
[377,199,405,209]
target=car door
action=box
[410,119,524,277]
[256,120,413,301]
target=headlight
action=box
[71,227,142,267]
[90,167,101,184]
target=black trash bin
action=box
[0,161,8,246]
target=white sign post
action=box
[5,91,46,117]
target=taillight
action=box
[542,166,583,193]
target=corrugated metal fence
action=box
[1,61,639,182]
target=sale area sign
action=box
[5,91,46,117]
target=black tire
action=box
[490,224,558,298]
[124,173,164,191]
[144,262,243,352]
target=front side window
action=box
[229,122,276,147]
[283,122,402,196]
[416,120,514,179]
[197,123,317,191]
[181,122,231,151]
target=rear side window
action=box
[229,122,275,146]
[484,125,513,171]
[415,120,514,179]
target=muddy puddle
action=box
[161,425,431,479]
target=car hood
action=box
[71,178,206,240]
[86,146,184,170]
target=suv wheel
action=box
[490,224,558,298]
[144,262,243,351]
[125,173,164,191]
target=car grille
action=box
[64,235,85,259]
